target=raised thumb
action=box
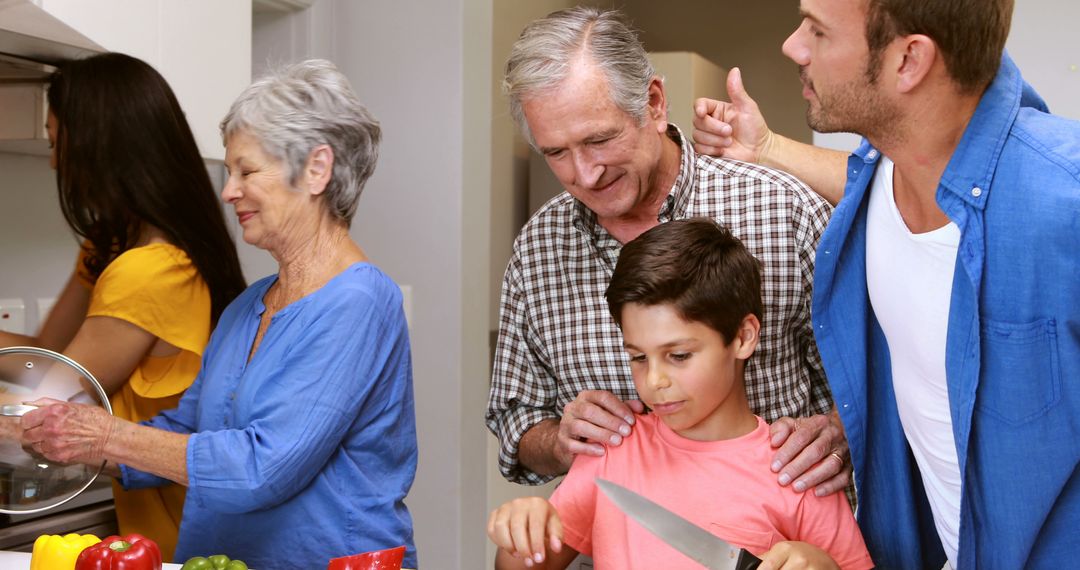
[727,67,753,108]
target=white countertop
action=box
[0,550,184,568]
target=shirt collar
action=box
[851,53,1038,211]
[664,124,696,222]
[572,123,694,238]
[937,52,1027,210]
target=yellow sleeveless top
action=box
[80,243,210,562]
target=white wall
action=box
[251,2,491,569]
[1007,0,1080,120]
[0,154,77,332]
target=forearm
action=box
[762,134,849,206]
[0,331,39,348]
[518,419,570,477]
[36,271,91,352]
[103,418,189,486]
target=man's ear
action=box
[894,34,938,94]
[647,75,669,133]
[303,144,334,196]
[733,314,760,360]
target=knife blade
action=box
[596,478,761,570]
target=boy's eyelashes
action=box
[625,351,693,363]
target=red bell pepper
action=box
[75,533,162,570]
[327,545,406,570]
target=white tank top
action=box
[865,156,961,567]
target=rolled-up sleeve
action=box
[486,256,560,485]
[121,363,206,490]
[180,287,406,513]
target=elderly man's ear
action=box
[647,76,669,133]
[303,144,335,196]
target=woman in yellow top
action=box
[0,53,246,561]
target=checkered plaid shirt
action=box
[486,127,834,484]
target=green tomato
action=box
[181,557,215,570]
[208,554,231,570]
[224,561,249,570]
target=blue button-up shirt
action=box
[121,263,418,569]
[812,54,1080,569]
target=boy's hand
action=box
[758,541,840,570]
[769,411,851,497]
[488,497,564,567]
[555,390,645,467]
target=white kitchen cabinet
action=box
[33,0,253,160]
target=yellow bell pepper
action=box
[30,533,101,570]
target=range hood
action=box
[0,0,102,154]
[0,0,101,75]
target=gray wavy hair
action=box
[220,59,380,225]
[503,6,655,148]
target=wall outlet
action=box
[37,297,56,325]
[0,298,26,334]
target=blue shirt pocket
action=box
[976,318,1061,425]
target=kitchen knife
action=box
[595,478,761,570]
[0,404,36,417]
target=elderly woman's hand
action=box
[20,398,116,465]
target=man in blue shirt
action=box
[693,0,1079,567]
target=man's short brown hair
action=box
[865,0,1014,93]
[606,218,763,344]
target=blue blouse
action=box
[121,263,418,569]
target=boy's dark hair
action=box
[606,218,763,343]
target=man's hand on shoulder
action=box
[692,67,774,163]
[556,390,645,465]
[768,410,851,497]
[518,390,645,476]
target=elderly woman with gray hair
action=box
[20,59,418,569]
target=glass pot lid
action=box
[0,346,112,514]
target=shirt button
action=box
[972,186,983,197]
[843,403,850,409]
[867,150,878,159]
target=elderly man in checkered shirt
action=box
[486,6,849,497]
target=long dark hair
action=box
[47,52,245,323]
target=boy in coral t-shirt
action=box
[488,219,873,570]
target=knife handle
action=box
[734,549,762,570]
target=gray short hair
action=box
[220,59,380,225]
[503,7,655,148]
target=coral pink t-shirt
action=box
[549,414,873,569]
